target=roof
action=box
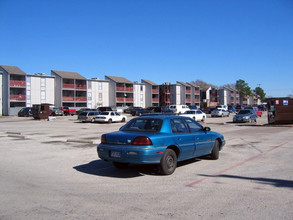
[51,70,86,80]
[141,79,158,86]
[187,82,199,88]
[105,75,132,84]
[177,81,190,87]
[0,65,26,75]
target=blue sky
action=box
[1,0,293,97]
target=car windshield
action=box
[184,111,195,114]
[238,110,251,114]
[122,118,163,132]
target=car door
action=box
[183,118,214,156]
[170,118,196,160]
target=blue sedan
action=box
[97,115,225,175]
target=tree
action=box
[255,86,266,102]
[235,79,252,104]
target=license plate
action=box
[110,151,121,158]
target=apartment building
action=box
[0,65,27,115]
[187,82,200,107]
[133,82,146,108]
[26,73,55,107]
[87,78,109,109]
[141,79,159,107]
[177,81,192,106]
[51,70,87,108]
[105,75,134,107]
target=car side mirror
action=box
[203,127,211,132]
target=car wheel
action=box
[91,118,95,123]
[158,149,177,175]
[210,140,220,160]
[202,116,206,122]
[193,117,196,120]
[108,119,112,123]
[121,117,126,122]
[113,162,129,169]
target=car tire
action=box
[202,116,206,122]
[158,149,177,175]
[113,162,129,169]
[108,119,112,124]
[121,117,126,122]
[210,140,220,160]
[91,118,95,123]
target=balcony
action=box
[116,86,133,92]
[116,97,133,102]
[194,90,200,95]
[75,85,87,90]
[75,97,87,102]
[152,89,159,93]
[10,94,26,101]
[152,98,159,102]
[63,96,75,101]
[194,98,200,103]
[186,98,191,102]
[186,90,191,94]
[10,80,26,87]
[63,83,75,89]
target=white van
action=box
[169,105,190,114]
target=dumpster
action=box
[267,98,293,124]
[32,104,52,120]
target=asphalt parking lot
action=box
[0,113,293,220]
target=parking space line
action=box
[186,141,289,187]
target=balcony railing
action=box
[63,84,75,89]
[152,98,159,102]
[63,96,75,101]
[116,97,134,102]
[186,98,191,102]
[194,91,200,95]
[75,85,87,90]
[186,90,191,94]
[194,99,200,102]
[152,89,159,93]
[63,96,87,101]
[75,97,87,101]
[10,94,26,100]
[116,86,133,92]
[10,80,26,87]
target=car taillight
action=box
[101,134,107,144]
[132,136,152,145]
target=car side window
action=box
[171,118,189,133]
[184,118,202,132]
[115,112,120,116]
[111,112,115,116]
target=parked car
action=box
[18,107,33,117]
[131,108,153,116]
[244,106,262,117]
[50,107,64,116]
[216,105,228,111]
[98,107,113,112]
[201,107,216,114]
[180,110,206,122]
[123,107,138,114]
[228,106,236,113]
[154,106,173,113]
[211,109,230,117]
[94,111,127,123]
[78,111,101,123]
[233,109,257,123]
[76,108,91,115]
[61,106,76,116]
[169,104,190,114]
[97,114,225,175]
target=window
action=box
[99,93,102,101]
[98,82,102,90]
[88,81,92,89]
[184,118,202,132]
[41,91,46,100]
[171,118,188,133]
[26,77,31,86]
[40,78,46,87]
